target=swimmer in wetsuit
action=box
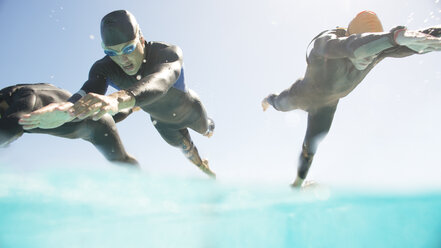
[261,11,441,187]
[0,83,138,165]
[19,10,216,178]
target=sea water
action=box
[0,166,440,248]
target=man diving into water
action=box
[19,10,216,178]
[0,83,138,165]
[262,11,441,187]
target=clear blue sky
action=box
[1,0,440,189]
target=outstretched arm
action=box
[18,62,110,129]
[18,101,75,130]
[312,26,441,69]
[72,45,183,121]
[379,26,441,60]
[312,28,399,60]
[394,26,441,53]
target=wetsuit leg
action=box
[0,92,35,147]
[152,120,202,164]
[0,120,23,147]
[29,115,138,166]
[152,119,215,177]
[297,103,338,181]
[187,109,215,137]
[186,90,214,137]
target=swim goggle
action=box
[102,39,139,56]
[102,25,141,57]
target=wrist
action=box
[391,26,407,46]
[110,90,136,111]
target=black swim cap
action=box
[101,10,139,46]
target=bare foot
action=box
[261,98,270,111]
[290,177,304,188]
[200,159,216,179]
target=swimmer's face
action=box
[350,56,376,70]
[104,36,146,76]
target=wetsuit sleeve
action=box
[124,45,183,107]
[68,62,110,103]
[312,28,401,60]
[378,26,441,59]
[380,46,417,59]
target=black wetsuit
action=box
[0,83,136,164]
[267,26,439,180]
[69,41,211,149]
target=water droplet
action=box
[104,133,108,137]
[173,113,176,117]
[136,75,141,80]
[89,35,95,40]
[143,59,147,63]
[165,60,168,63]
[152,120,157,125]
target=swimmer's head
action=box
[347,11,384,35]
[101,10,141,46]
[100,10,146,76]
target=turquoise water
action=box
[1,167,441,248]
